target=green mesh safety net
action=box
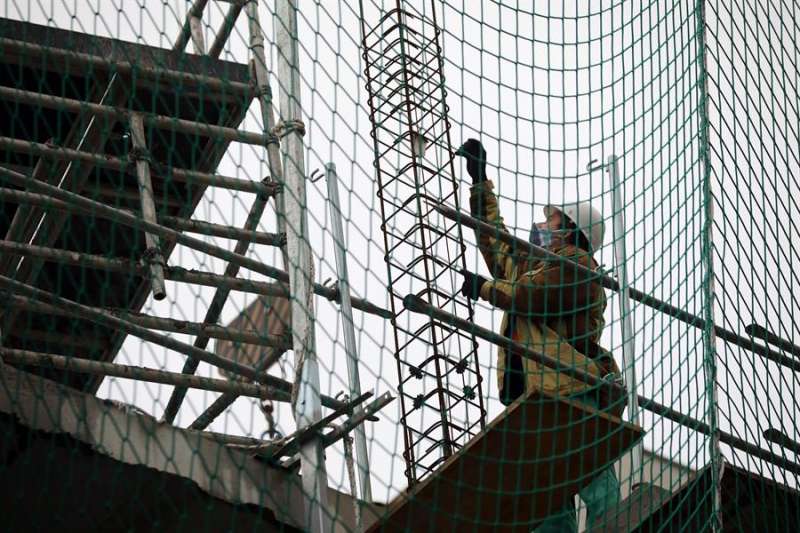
[0,1,797,531]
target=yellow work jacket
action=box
[469,181,620,405]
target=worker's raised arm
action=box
[468,180,515,278]
[477,246,602,317]
[456,139,515,279]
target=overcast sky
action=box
[4,0,797,504]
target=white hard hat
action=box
[544,202,605,252]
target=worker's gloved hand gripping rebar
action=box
[456,138,488,184]
[461,269,488,300]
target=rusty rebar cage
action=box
[359,1,486,484]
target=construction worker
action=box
[456,138,624,532]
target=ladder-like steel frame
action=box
[359,1,486,485]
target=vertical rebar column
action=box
[607,155,642,482]
[359,2,485,484]
[325,162,372,503]
[129,114,166,301]
[275,1,331,531]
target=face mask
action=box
[529,224,568,248]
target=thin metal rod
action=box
[210,2,244,58]
[9,296,289,348]
[0,38,251,95]
[259,392,373,460]
[0,86,270,147]
[0,347,287,400]
[0,274,348,411]
[193,431,269,447]
[284,392,395,470]
[130,114,167,301]
[325,162,372,502]
[162,180,275,423]
[607,154,643,482]
[274,0,331,528]
[173,0,210,52]
[431,202,800,375]
[746,324,800,359]
[403,295,800,476]
[0,136,276,195]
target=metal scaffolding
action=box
[0,4,392,532]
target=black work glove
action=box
[460,269,488,300]
[456,138,488,184]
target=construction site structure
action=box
[2,1,800,532]
[0,3,392,531]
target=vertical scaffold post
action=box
[129,114,166,301]
[275,1,332,531]
[325,162,373,504]
[607,154,642,481]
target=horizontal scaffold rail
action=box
[9,296,290,349]
[0,273,349,411]
[0,37,253,96]
[0,136,277,195]
[0,167,393,319]
[403,295,800,477]
[0,236,390,320]
[0,347,287,400]
[0,86,271,146]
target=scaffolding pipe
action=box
[403,295,800,476]
[209,2,244,58]
[431,202,800,375]
[129,114,167,301]
[258,392,373,460]
[274,0,331,528]
[173,0,210,52]
[188,345,289,430]
[0,347,287,401]
[284,392,394,470]
[606,155,643,482]
[0,38,251,95]
[0,136,276,195]
[0,86,270,146]
[0,164,286,285]
[0,274,348,411]
[746,324,800,359]
[9,296,289,348]
[160,215,285,246]
[324,162,372,502]
[162,178,276,423]
[0,232,391,319]
[189,15,206,54]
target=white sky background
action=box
[5,0,794,504]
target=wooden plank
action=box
[367,388,644,532]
